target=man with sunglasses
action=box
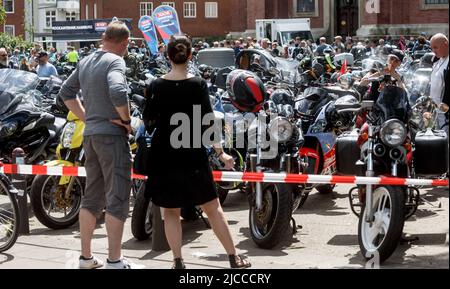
[0,48,14,69]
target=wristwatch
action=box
[121,118,131,125]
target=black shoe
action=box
[172,258,186,269]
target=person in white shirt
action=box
[429,33,449,132]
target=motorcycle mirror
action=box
[268,67,280,76]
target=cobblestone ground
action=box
[1,185,448,269]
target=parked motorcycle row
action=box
[1,45,448,264]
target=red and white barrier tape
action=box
[1,164,448,187]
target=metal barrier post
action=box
[12,148,30,235]
[151,205,170,251]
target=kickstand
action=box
[291,217,302,234]
[420,197,442,209]
[400,233,420,245]
[196,207,211,229]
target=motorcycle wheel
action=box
[0,179,20,252]
[358,186,405,263]
[30,175,83,230]
[131,184,153,241]
[249,182,293,249]
[217,185,229,206]
[316,184,335,194]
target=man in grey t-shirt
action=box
[59,21,142,269]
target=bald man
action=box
[430,33,449,131]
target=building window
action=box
[46,10,57,28]
[140,2,153,17]
[94,3,97,18]
[205,2,218,18]
[3,0,14,13]
[293,0,319,17]
[4,25,15,36]
[184,2,196,18]
[85,4,89,19]
[422,0,449,9]
[162,2,175,8]
[66,12,77,21]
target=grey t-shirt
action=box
[58,51,128,137]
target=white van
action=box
[256,19,314,47]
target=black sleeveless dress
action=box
[143,77,218,208]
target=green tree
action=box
[0,4,6,25]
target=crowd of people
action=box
[188,31,433,61]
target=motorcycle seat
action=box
[37,112,56,128]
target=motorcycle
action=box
[29,111,85,229]
[0,167,20,252]
[294,80,361,207]
[0,69,66,199]
[336,74,448,263]
[245,89,305,249]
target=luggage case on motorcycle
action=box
[335,130,361,175]
[413,129,449,176]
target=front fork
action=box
[63,149,84,200]
[365,125,375,223]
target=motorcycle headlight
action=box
[61,122,76,148]
[380,119,407,147]
[268,117,293,143]
[0,121,18,138]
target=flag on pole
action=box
[138,15,159,55]
[152,5,181,44]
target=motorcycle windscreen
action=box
[374,86,411,123]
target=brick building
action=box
[1,0,33,40]
[78,0,448,41]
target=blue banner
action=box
[152,5,181,45]
[138,15,159,55]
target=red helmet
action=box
[226,70,266,113]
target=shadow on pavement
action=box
[0,252,15,265]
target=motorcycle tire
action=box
[30,175,83,230]
[217,185,229,206]
[358,185,405,263]
[316,184,335,194]
[0,179,20,252]
[131,185,153,241]
[181,206,199,221]
[249,181,293,249]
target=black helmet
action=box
[325,95,358,130]
[270,89,294,106]
[323,47,334,55]
[198,64,213,79]
[382,45,394,56]
[226,70,266,113]
[300,57,312,70]
[390,49,405,62]
[420,52,435,68]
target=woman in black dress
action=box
[143,35,251,269]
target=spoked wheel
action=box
[30,175,83,230]
[131,184,153,241]
[0,179,20,252]
[249,182,293,249]
[358,186,405,263]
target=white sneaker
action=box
[79,255,104,269]
[104,257,145,269]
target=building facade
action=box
[33,0,80,51]
[1,0,33,41]
[79,0,449,41]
